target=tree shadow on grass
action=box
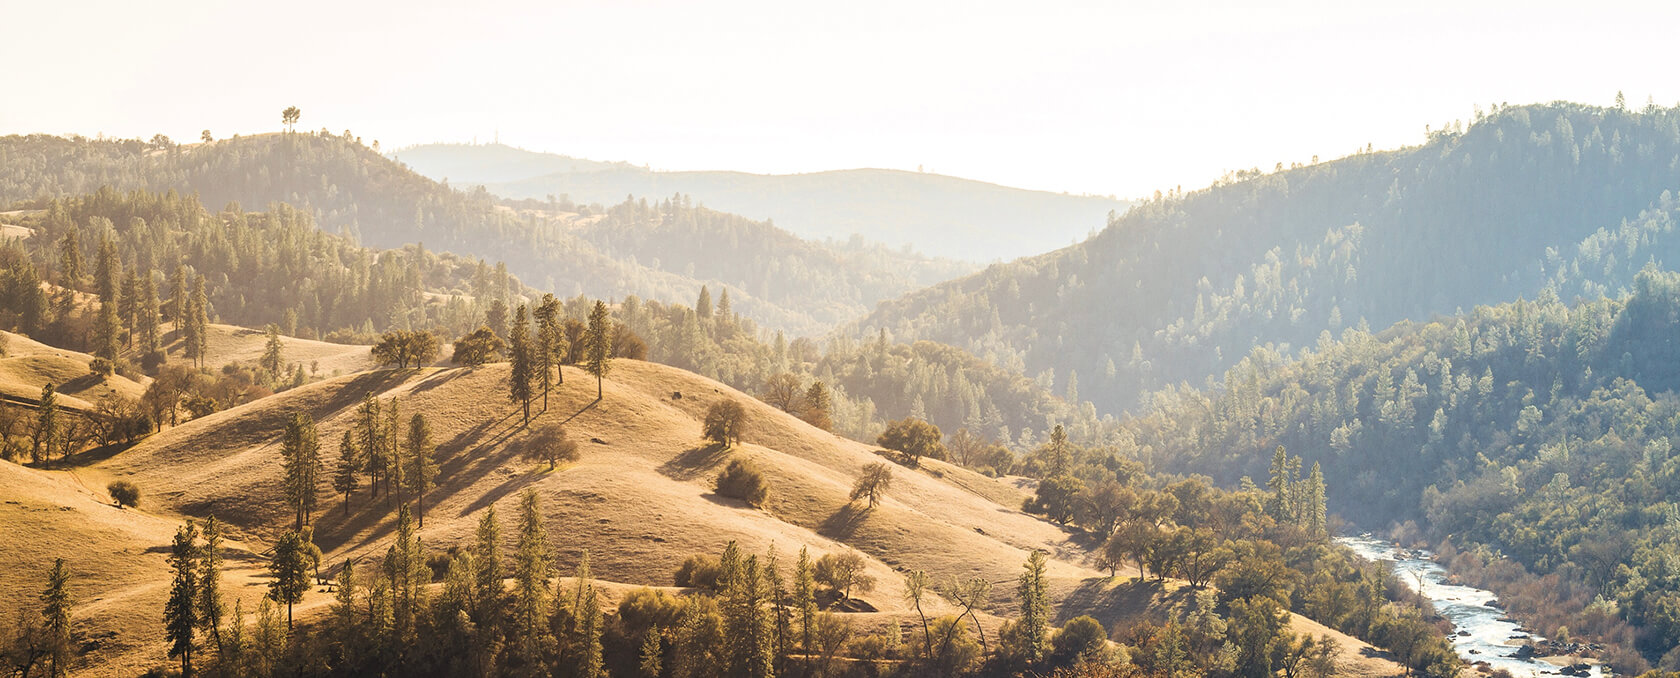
[658,442,729,481]
[407,366,468,395]
[1051,576,1190,627]
[819,502,870,540]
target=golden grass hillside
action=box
[9,354,1403,677]
[164,323,374,376]
[0,330,148,410]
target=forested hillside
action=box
[1120,268,1680,671]
[392,143,1131,261]
[856,102,1680,414]
[0,132,967,335]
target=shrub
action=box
[1052,615,1110,664]
[704,400,746,446]
[107,480,141,508]
[521,422,579,470]
[89,357,115,376]
[451,326,504,366]
[674,554,723,590]
[714,458,769,507]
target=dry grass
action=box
[0,331,148,410]
[164,323,373,376]
[5,352,1403,676]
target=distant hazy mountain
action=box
[0,133,973,336]
[389,143,1130,262]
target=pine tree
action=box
[382,398,404,505]
[33,383,59,463]
[795,547,818,667]
[573,550,606,678]
[168,264,188,328]
[508,304,534,425]
[639,628,663,678]
[474,505,503,619]
[1306,461,1328,539]
[534,293,563,407]
[268,531,310,629]
[1266,446,1292,524]
[585,300,612,400]
[138,272,161,358]
[57,231,82,292]
[355,395,381,498]
[405,413,437,527]
[198,517,226,658]
[765,549,792,674]
[41,558,73,678]
[333,428,362,515]
[260,323,285,377]
[165,521,201,676]
[801,381,832,431]
[1016,551,1050,665]
[387,504,425,642]
[93,236,121,360]
[120,269,140,348]
[696,285,713,319]
[512,488,552,675]
[281,412,322,529]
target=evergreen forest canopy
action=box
[391,142,1132,262]
[1118,267,1680,669]
[856,102,1680,415]
[0,131,970,337]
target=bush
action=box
[107,480,141,508]
[714,458,769,507]
[674,554,723,590]
[704,400,746,446]
[814,551,875,602]
[89,357,115,376]
[1052,615,1110,664]
[140,350,167,374]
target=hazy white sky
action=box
[5,0,1678,197]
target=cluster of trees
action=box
[854,102,1680,415]
[70,488,1121,678]
[1122,268,1680,671]
[0,188,521,351]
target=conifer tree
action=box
[333,429,362,515]
[33,383,59,463]
[639,628,663,678]
[572,550,606,678]
[268,531,310,630]
[794,547,819,673]
[168,265,188,328]
[357,395,383,500]
[139,272,161,356]
[508,304,534,425]
[260,324,285,377]
[1306,461,1328,539]
[696,285,713,319]
[382,398,404,504]
[1016,551,1050,665]
[473,506,504,631]
[533,293,562,407]
[387,504,425,643]
[585,300,612,400]
[1266,446,1293,524]
[405,413,437,527]
[281,412,322,529]
[93,241,122,359]
[198,517,226,658]
[41,558,72,678]
[120,268,140,348]
[800,381,832,431]
[512,488,552,675]
[765,549,792,674]
[165,521,200,676]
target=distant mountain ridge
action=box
[851,102,1680,414]
[390,143,1131,261]
[0,133,972,336]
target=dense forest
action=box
[855,102,1680,415]
[0,187,521,347]
[0,131,966,336]
[1115,268,1680,672]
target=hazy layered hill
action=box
[854,102,1680,413]
[0,133,967,335]
[390,143,1131,262]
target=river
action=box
[1336,535,1607,677]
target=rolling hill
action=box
[390,143,1131,262]
[5,353,1401,676]
[853,102,1680,415]
[0,134,971,335]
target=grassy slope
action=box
[0,330,148,409]
[8,357,1400,676]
